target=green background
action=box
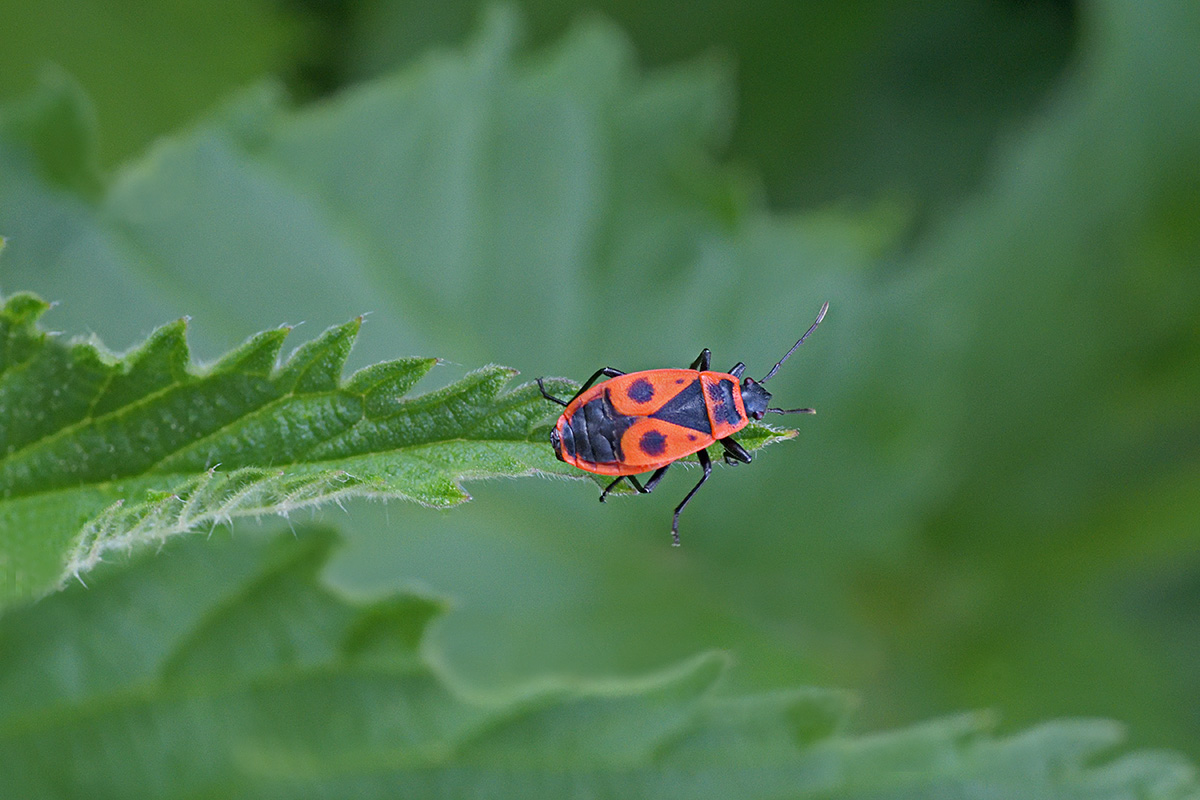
[2,0,1199,769]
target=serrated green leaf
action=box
[0,529,1195,799]
[0,294,538,605]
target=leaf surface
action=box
[0,292,542,604]
[1,529,1195,800]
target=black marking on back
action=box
[627,378,655,403]
[569,388,634,465]
[649,379,711,435]
[707,379,742,426]
[639,429,667,457]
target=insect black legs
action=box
[598,456,708,546]
[599,466,668,503]
[599,475,632,502]
[670,449,712,547]
[689,349,711,371]
[537,367,626,407]
[572,367,626,402]
[719,437,752,466]
[642,466,670,493]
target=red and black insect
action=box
[538,302,828,545]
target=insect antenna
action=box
[765,406,816,415]
[759,301,829,383]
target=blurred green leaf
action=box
[0,6,872,368]
[0,69,101,198]
[860,0,1200,742]
[0,0,307,167]
[336,0,1077,210]
[1,529,1196,799]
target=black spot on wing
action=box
[639,429,668,457]
[649,379,711,434]
[627,378,655,403]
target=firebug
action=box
[538,301,828,545]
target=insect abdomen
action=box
[558,389,634,470]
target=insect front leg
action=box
[688,349,711,371]
[719,437,752,466]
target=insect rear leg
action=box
[570,367,625,405]
[689,349,711,371]
[538,367,625,406]
[719,436,752,466]
[537,378,569,406]
[671,449,712,546]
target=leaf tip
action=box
[212,326,290,375]
[1,290,54,327]
[278,317,362,392]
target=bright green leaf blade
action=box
[1,529,1196,799]
[0,293,570,605]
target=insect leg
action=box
[601,467,667,502]
[564,367,625,406]
[537,378,569,406]
[599,475,626,502]
[642,465,670,493]
[719,436,752,465]
[538,368,625,407]
[728,362,746,378]
[688,349,711,371]
[670,449,712,546]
